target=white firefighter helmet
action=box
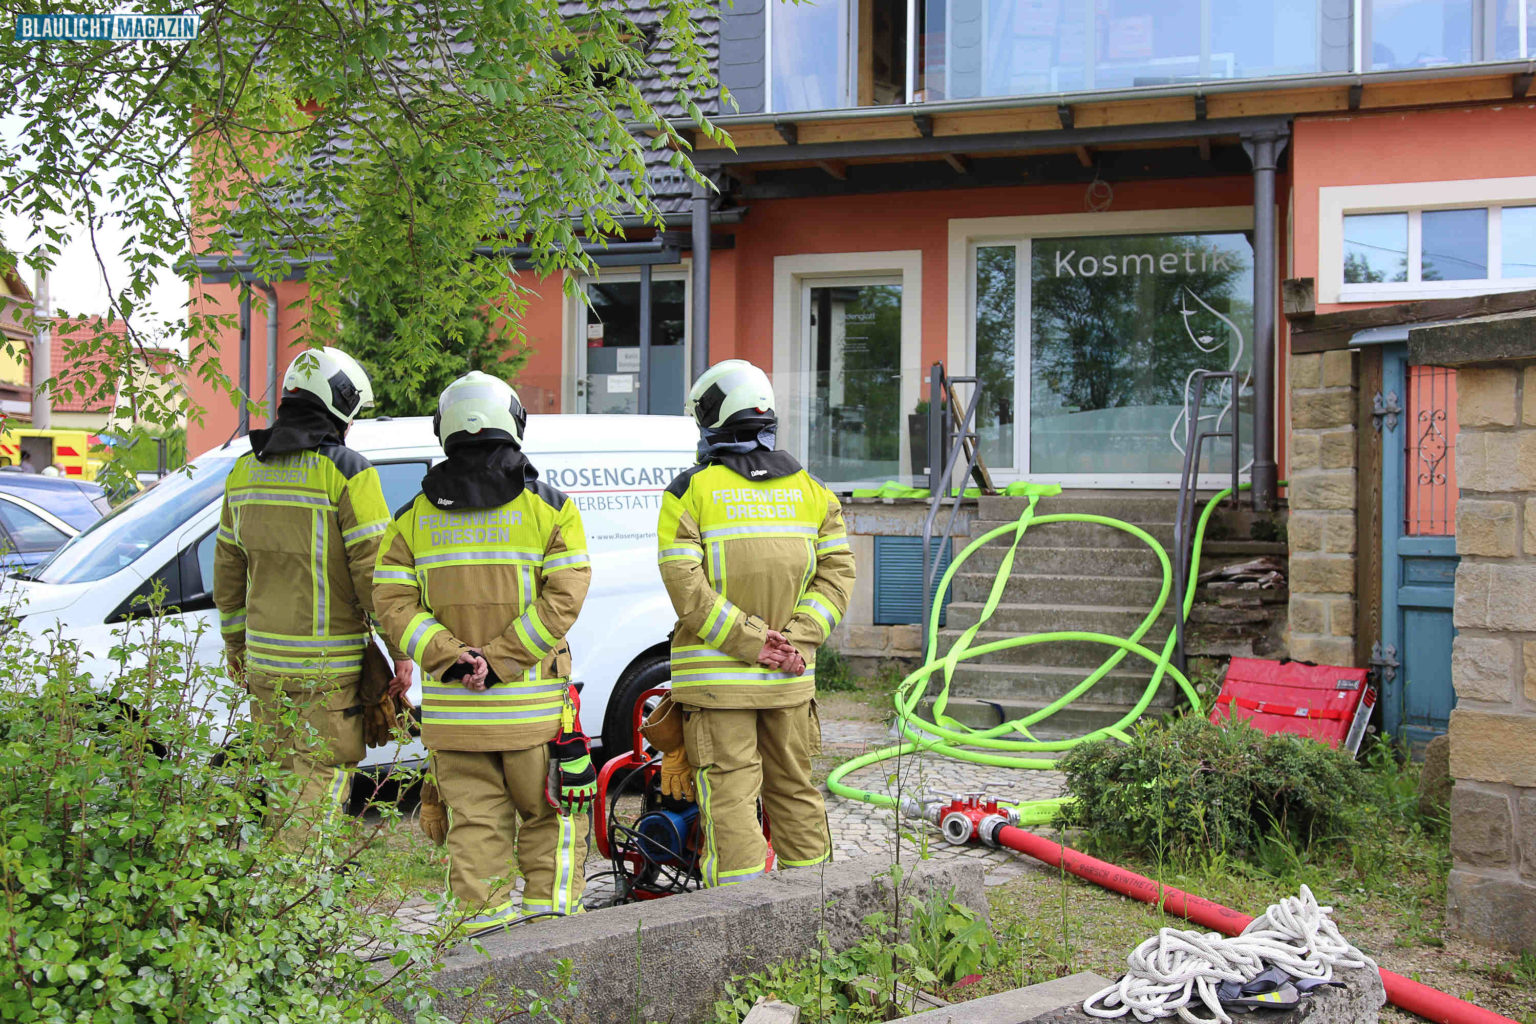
[434,371,528,449]
[685,359,776,431]
[282,347,374,425]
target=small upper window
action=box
[1343,213,1408,284]
[1340,203,1536,298]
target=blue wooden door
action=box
[1379,347,1459,748]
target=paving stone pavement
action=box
[817,716,1066,889]
[383,713,1065,934]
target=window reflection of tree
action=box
[974,246,1017,467]
[812,284,903,471]
[1029,234,1250,418]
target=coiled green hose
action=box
[826,483,1251,825]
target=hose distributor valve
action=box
[935,792,1019,847]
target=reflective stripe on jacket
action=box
[657,462,856,709]
[373,480,591,752]
[211,445,403,681]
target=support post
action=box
[1244,130,1285,512]
[690,176,712,381]
[638,262,652,415]
[256,282,278,424]
[238,285,251,437]
[30,269,50,429]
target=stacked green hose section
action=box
[826,482,1252,826]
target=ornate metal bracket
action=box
[1372,390,1402,432]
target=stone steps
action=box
[930,491,1190,730]
[950,571,1167,607]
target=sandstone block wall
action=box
[1288,349,1358,665]
[1447,364,1536,951]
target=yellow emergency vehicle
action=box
[0,425,108,480]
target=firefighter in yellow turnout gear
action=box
[658,359,856,886]
[374,372,593,928]
[212,347,413,852]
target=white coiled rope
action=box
[1083,885,1378,1023]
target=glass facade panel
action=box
[1494,0,1534,58]
[1368,0,1474,69]
[1028,232,1254,476]
[973,246,1017,469]
[807,282,903,488]
[772,0,849,111]
[1421,207,1488,281]
[919,0,1326,103]
[583,279,687,415]
[1502,206,1536,279]
[1343,213,1410,284]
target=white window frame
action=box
[772,250,923,483]
[947,206,1258,490]
[564,264,692,414]
[1319,176,1536,304]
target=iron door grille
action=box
[872,535,953,626]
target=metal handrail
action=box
[921,362,985,655]
[1172,370,1242,671]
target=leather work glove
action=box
[660,748,696,802]
[418,778,447,846]
[363,694,398,748]
[548,733,598,814]
[641,693,684,754]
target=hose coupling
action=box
[899,794,943,826]
[976,814,1012,848]
[940,810,975,846]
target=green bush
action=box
[0,599,546,1023]
[1055,713,1363,863]
[815,645,858,693]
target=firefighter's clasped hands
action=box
[757,629,806,675]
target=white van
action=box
[9,414,698,765]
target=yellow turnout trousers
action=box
[432,745,589,928]
[681,700,829,886]
[247,672,365,853]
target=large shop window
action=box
[579,276,688,415]
[970,231,1255,482]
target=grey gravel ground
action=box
[387,707,1067,934]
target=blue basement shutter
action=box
[872,536,953,626]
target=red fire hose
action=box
[920,796,1515,1024]
[990,822,1518,1024]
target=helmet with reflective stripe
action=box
[435,371,527,450]
[685,359,775,432]
[282,346,374,425]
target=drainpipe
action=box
[30,269,50,429]
[690,176,712,381]
[237,285,251,436]
[255,282,278,423]
[1244,129,1286,512]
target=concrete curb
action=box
[887,972,1111,1023]
[422,854,987,1024]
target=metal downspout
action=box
[255,282,278,424]
[238,285,251,436]
[1245,129,1286,511]
[690,177,712,381]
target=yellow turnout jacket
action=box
[657,457,856,709]
[373,478,591,752]
[212,441,403,681]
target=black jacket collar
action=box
[249,399,344,461]
[421,443,534,511]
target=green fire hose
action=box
[826,482,1254,825]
